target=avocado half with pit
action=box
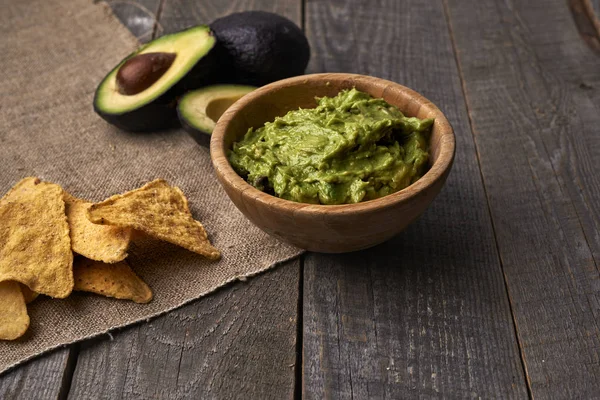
[94,25,218,132]
[211,11,310,86]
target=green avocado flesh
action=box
[177,85,255,135]
[228,89,433,205]
[94,25,215,130]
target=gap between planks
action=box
[152,0,166,40]
[294,258,305,400]
[56,345,80,400]
[295,5,306,398]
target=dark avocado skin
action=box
[210,11,310,86]
[94,30,221,132]
[93,84,179,132]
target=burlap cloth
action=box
[0,0,303,374]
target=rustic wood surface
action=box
[303,0,527,398]
[445,0,600,397]
[68,261,300,400]
[2,0,600,398]
[104,0,161,43]
[157,0,300,35]
[0,349,73,400]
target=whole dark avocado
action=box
[210,11,310,86]
[94,25,220,132]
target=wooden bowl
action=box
[210,73,455,253]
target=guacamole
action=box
[228,88,433,205]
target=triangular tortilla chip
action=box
[19,284,39,304]
[0,281,30,340]
[87,179,220,260]
[0,178,73,298]
[64,192,131,263]
[74,258,153,304]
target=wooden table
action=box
[2,0,600,398]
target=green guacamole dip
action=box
[228,88,433,205]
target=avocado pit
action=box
[94,25,218,132]
[116,52,176,95]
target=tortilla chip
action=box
[0,281,30,340]
[87,179,220,260]
[64,192,132,263]
[0,177,39,206]
[0,178,73,298]
[74,258,153,304]
[19,284,39,304]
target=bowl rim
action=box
[210,73,456,216]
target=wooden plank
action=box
[105,0,161,43]
[444,0,600,397]
[68,260,300,399]
[157,0,301,35]
[0,349,73,400]
[303,0,528,398]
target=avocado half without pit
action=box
[177,85,255,138]
[94,25,218,132]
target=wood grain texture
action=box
[211,73,455,252]
[445,0,600,397]
[303,0,528,398]
[157,0,301,35]
[68,260,300,400]
[0,348,72,400]
[105,0,161,43]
